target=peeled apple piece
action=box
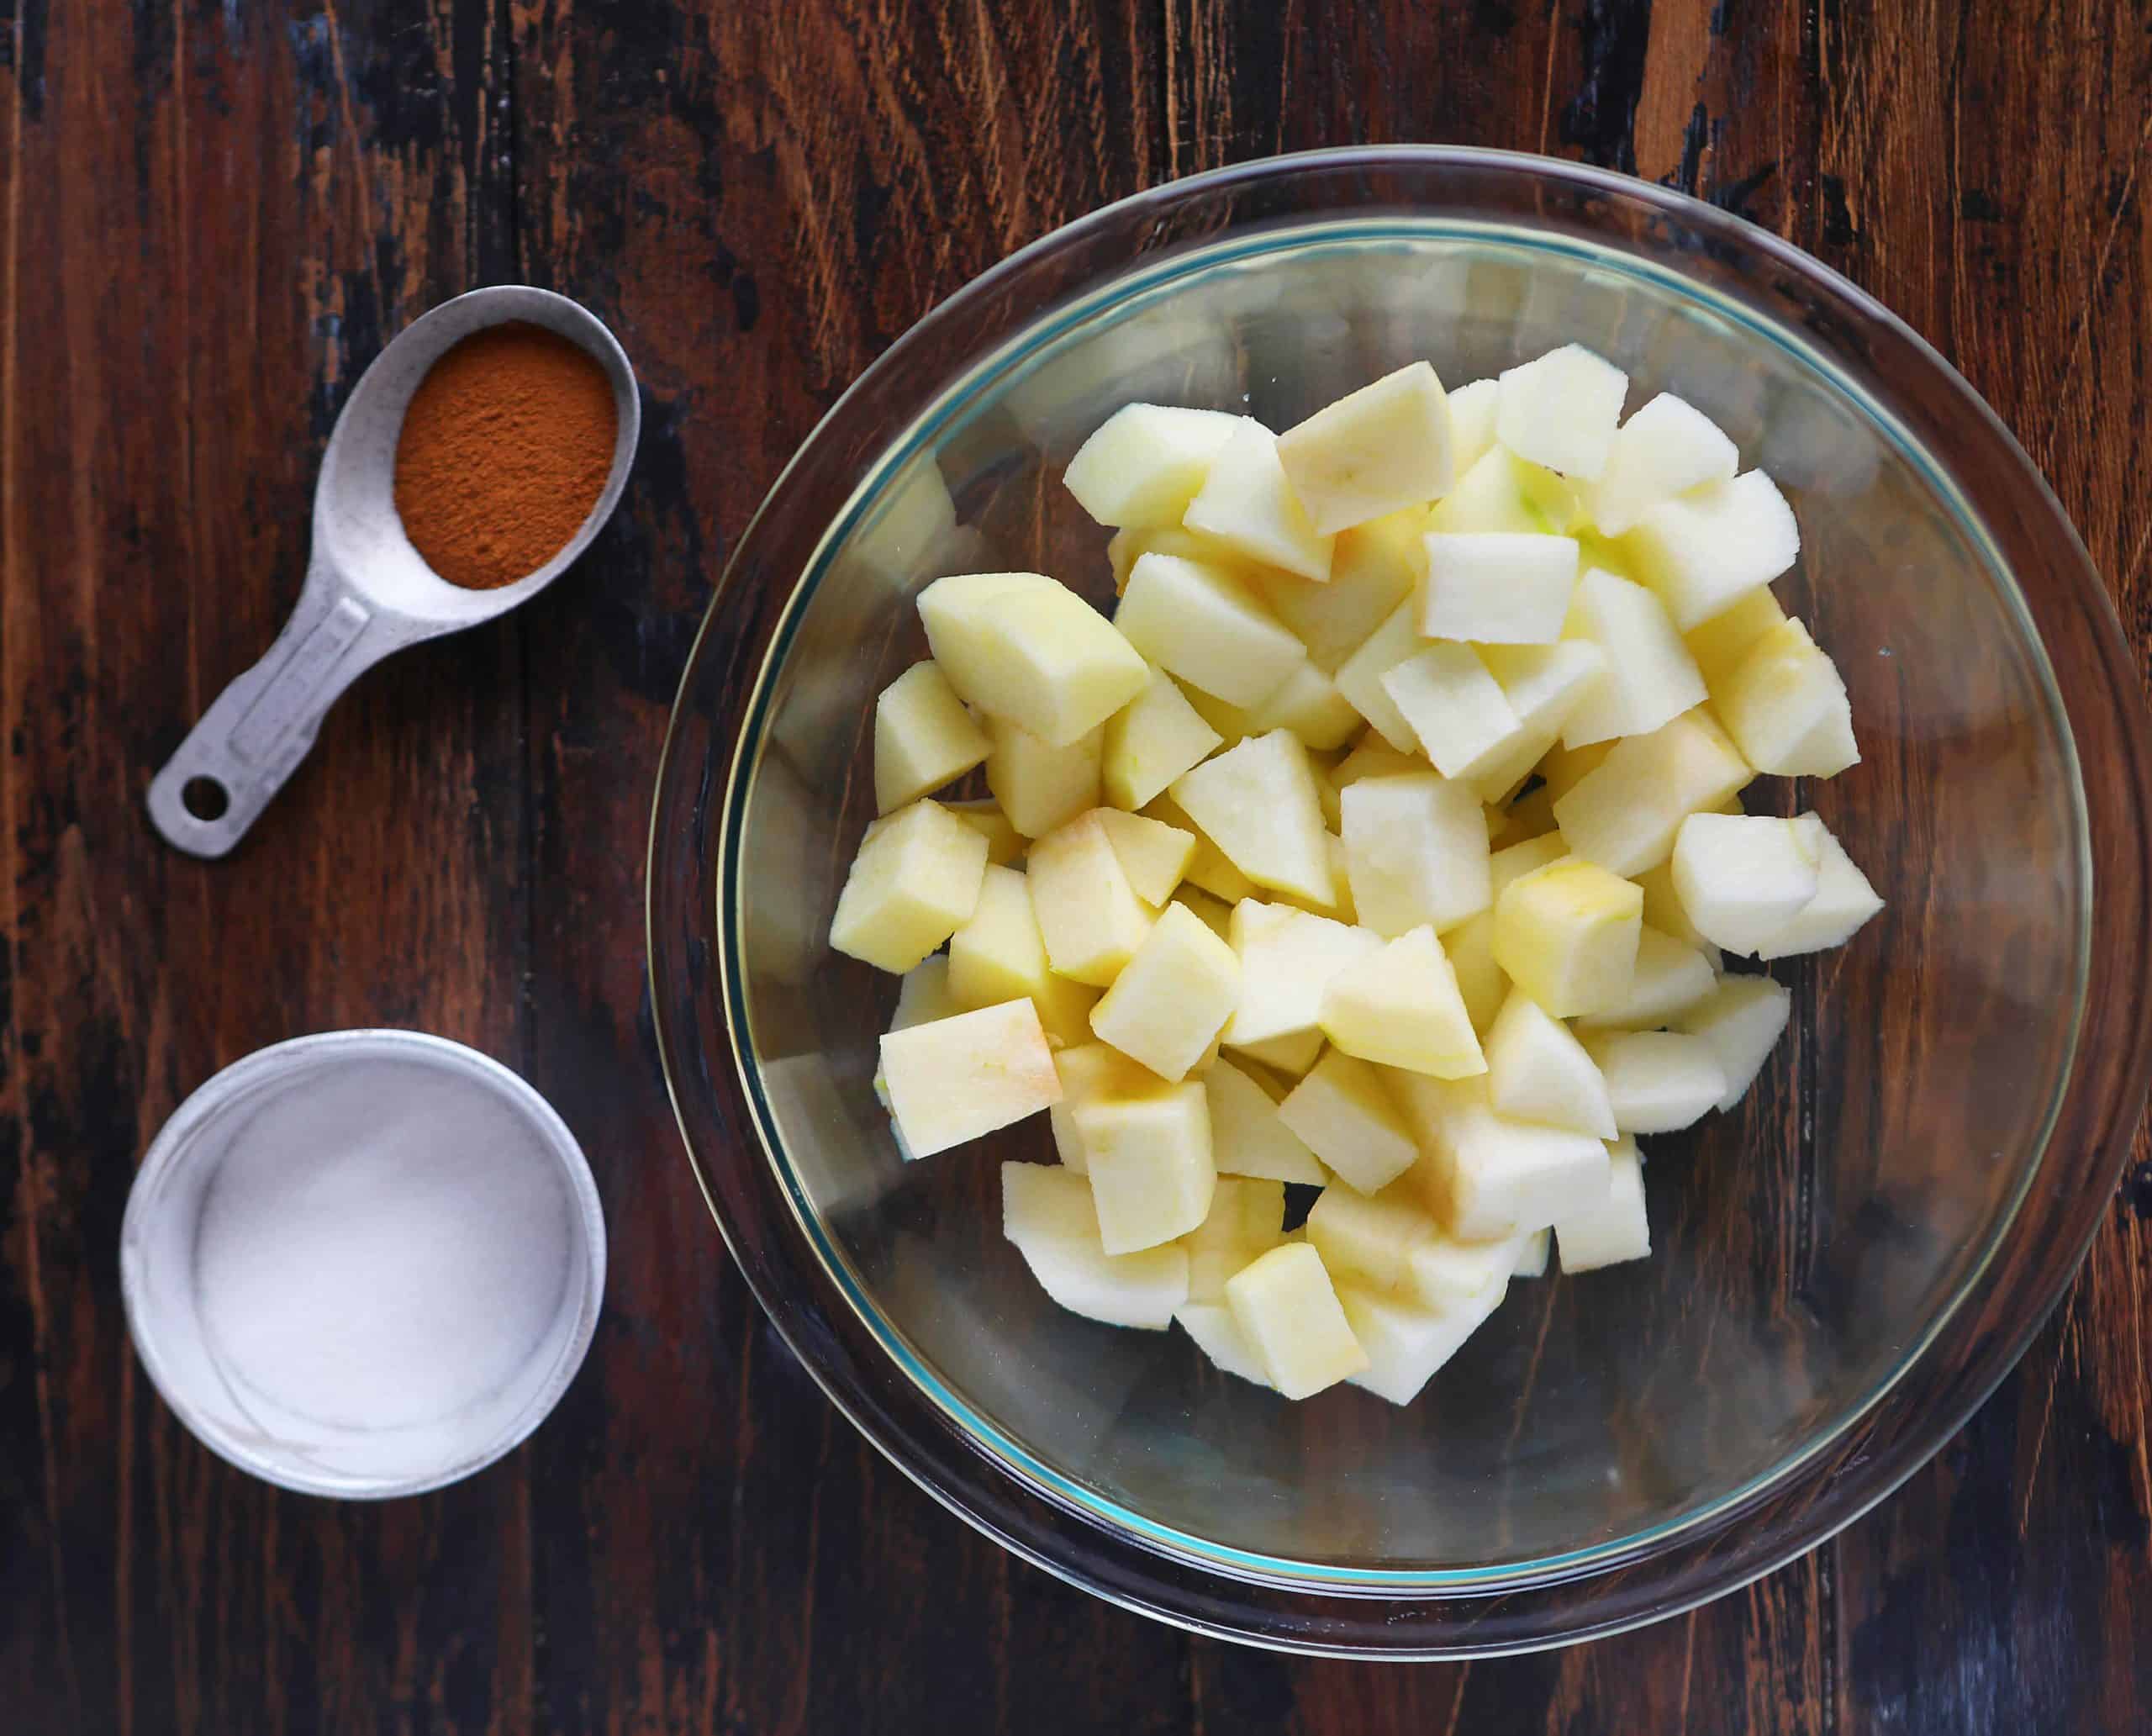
[1552,1135,1651,1271]
[1484,988,1617,1138]
[1221,901,1385,1058]
[1588,392,1740,536]
[1625,472,1801,631]
[879,999,1063,1158]
[1204,1054,1327,1185]
[1174,1301,1273,1384]
[1026,810,1156,986]
[1381,642,1525,782]
[830,799,991,974]
[1511,1229,1552,1279]
[1575,926,1717,1031]
[873,661,991,814]
[1677,974,1793,1110]
[1495,344,1629,480]
[1178,1174,1286,1301]
[1493,855,1643,1019]
[1048,1042,1163,1174]
[1391,1074,1612,1240]
[1552,706,1753,877]
[1339,772,1491,937]
[1464,640,1611,803]
[1064,404,1245,528]
[1420,532,1580,645]
[1447,377,1501,474]
[947,865,1100,1047]
[1258,509,1425,673]
[1669,812,1822,957]
[1171,730,1336,905]
[1277,1047,1421,1195]
[1276,361,1455,536]
[1305,1181,1439,1292]
[1583,1030,1727,1134]
[1101,662,1223,812]
[1094,807,1197,905]
[1226,1243,1370,1399]
[1182,419,1337,582]
[1332,599,1430,754]
[1074,1079,1216,1253]
[889,954,963,1032]
[1428,443,1582,536]
[1340,1279,1506,1406]
[1317,925,1487,1080]
[1684,585,1787,688]
[1116,551,1310,708]
[1752,818,1885,958]
[1409,1226,1532,1306]
[1558,568,1708,748]
[917,572,1148,747]
[1002,1163,1188,1328]
[983,715,1103,839]
[1089,902,1242,1084]
[1714,617,1860,778]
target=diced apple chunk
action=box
[1319,926,1486,1079]
[1260,508,1424,671]
[1553,1136,1651,1271]
[1669,812,1822,957]
[1171,731,1335,905]
[1065,404,1245,527]
[1277,361,1454,535]
[1101,663,1224,811]
[1406,1226,1531,1306]
[948,864,1100,1046]
[873,661,991,813]
[1094,807,1197,905]
[1027,810,1156,985]
[942,799,1024,865]
[1552,706,1753,876]
[1332,599,1428,753]
[1635,859,1722,968]
[831,799,990,973]
[1339,772,1490,937]
[1245,660,1363,752]
[1537,737,1613,801]
[984,715,1103,838]
[1182,419,1337,582]
[1074,1079,1215,1253]
[1305,1180,1437,1291]
[1089,902,1242,1082]
[1559,569,1708,747]
[880,999,1063,1157]
[1752,817,1885,958]
[889,955,963,1032]
[1441,910,1508,1037]
[1588,393,1739,536]
[1174,1301,1272,1384]
[1420,532,1580,644]
[918,572,1148,747]
[1146,790,1259,904]
[1107,522,1251,595]
[1339,1278,1506,1406]
[1511,1229,1551,1278]
[1277,1047,1420,1194]
[1392,1074,1611,1238]
[1493,855,1643,1018]
[1382,642,1524,781]
[1002,1163,1187,1328]
[1225,1243,1370,1399]
[1583,1031,1727,1133]
[1204,1054,1327,1184]
[1179,1174,1287,1301]
[1464,641,1610,802]
[1496,344,1628,480]
[1575,926,1717,1030]
[1048,1043,1167,1174]
[1117,551,1310,708]
[1428,442,1582,536]
[1684,586,1786,688]
[1490,832,1569,895]
[1485,988,1616,1137]
[1626,472,1801,629]
[1676,974,1793,1110]
[1715,617,1860,778]
[1447,377,1501,474]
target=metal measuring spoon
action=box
[148,286,641,858]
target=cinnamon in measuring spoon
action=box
[393,322,619,588]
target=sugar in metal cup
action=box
[121,1030,604,1498]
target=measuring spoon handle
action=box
[147,568,394,857]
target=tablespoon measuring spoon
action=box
[147,285,640,858]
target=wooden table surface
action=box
[5,3,2150,1731]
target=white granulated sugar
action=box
[194,1058,574,1433]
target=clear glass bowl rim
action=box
[646,145,2152,1656]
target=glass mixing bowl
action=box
[646,149,2152,1655]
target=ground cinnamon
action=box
[393,322,619,588]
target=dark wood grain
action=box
[2,0,2147,1731]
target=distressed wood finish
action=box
[3,1,2146,1731]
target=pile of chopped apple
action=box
[831,346,1882,1405]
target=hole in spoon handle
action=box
[147,587,381,858]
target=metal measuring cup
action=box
[148,285,641,858]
